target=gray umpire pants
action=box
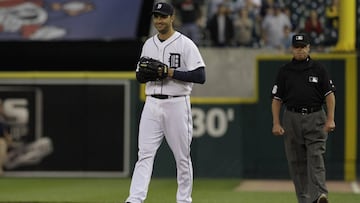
[282,109,328,203]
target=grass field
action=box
[0,178,358,203]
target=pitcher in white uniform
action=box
[125,2,206,203]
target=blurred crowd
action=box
[171,0,339,52]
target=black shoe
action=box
[317,194,328,203]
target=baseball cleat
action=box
[317,193,328,203]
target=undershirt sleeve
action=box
[173,67,205,84]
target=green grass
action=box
[0,178,358,203]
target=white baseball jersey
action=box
[138,31,205,96]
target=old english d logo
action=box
[169,53,180,68]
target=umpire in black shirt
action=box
[271,33,336,203]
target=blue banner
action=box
[0,0,142,40]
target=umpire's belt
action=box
[286,106,322,114]
[150,95,184,99]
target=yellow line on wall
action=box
[0,71,136,79]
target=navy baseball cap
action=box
[292,33,310,47]
[152,2,174,16]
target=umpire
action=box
[271,33,336,203]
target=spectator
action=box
[304,9,324,49]
[325,0,339,30]
[259,0,275,18]
[324,0,339,46]
[242,0,262,47]
[206,3,234,47]
[207,0,228,19]
[280,25,295,52]
[174,0,203,45]
[233,7,254,47]
[261,4,291,49]
[242,0,261,17]
[249,0,261,9]
[0,102,12,176]
[283,6,298,32]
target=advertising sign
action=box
[0,79,131,177]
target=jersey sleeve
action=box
[184,39,205,71]
[271,68,285,101]
[321,66,336,96]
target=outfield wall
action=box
[0,51,358,181]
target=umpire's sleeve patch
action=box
[272,85,278,94]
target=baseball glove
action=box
[138,57,168,81]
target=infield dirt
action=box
[236,179,359,193]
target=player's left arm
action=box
[168,67,205,84]
[168,39,206,84]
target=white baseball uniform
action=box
[126,31,205,203]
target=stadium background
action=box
[0,0,358,185]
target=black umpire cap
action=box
[292,33,310,47]
[152,2,174,16]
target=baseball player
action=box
[125,2,205,203]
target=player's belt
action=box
[286,106,322,114]
[150,95,184,99]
